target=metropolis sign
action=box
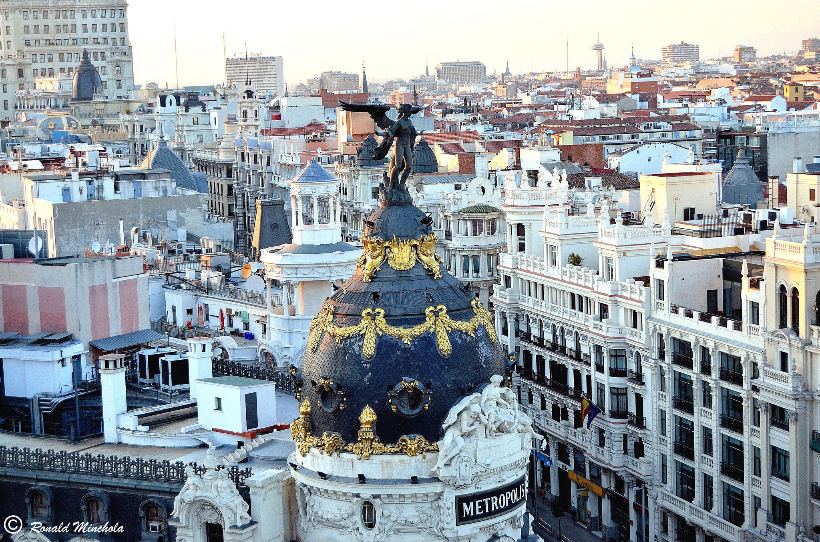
[455,476,527,525]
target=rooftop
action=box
[199,376,275,387]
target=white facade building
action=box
[225,55,285,98]
[0,0,135,116]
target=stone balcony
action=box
[658,490,744,541]
[754,366,804,396]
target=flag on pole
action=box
[581,397,602,428]
[531,448,552,467]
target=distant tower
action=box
[630,44,638,68]
[362,62,368,94]
[591,32,605,72]
[504,59,511,77]
[425,59,429,77]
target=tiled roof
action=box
[566,170,639,190]
[260,122,326,137]
[459,204,502,214]
[90,329,163,352]
[140,140,200,192]
[438,143,466,154]
[294,160,336,183]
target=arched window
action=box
[143,502,165,534]
[87,498,102,523]
[778,285,788,329]
[361,501,376,529]
[791,288,800,332]
[29,490,49,519]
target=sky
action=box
[128,0,819,87]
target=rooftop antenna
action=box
[222,32,227,77]
[566,36,569,74]
[173,20,179,89]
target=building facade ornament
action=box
[171,465,251,529]
[307,298,497,360]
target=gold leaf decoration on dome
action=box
[290,404,439,460]
[358,234,442,282]
[306,298,497,360]
[397,434,438,457]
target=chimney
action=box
[119,218,125,246]
[793,157,804,174]
[99,354,128,444]
[187,337,213,401]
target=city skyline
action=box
[129,0,818,87]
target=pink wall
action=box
[118,279,139,334]
[89,284,110,340]
[38,286,67,333]
[2,285,29,334]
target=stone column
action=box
[266,277,272,341]
[601,472,612,538]
[311,195,318,225]
[788,410,799,525]
[742,392,753,528]
[628,484,638,542]
[758,402,770,528]
[549,440,559,499]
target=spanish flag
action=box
[581,397,602,428]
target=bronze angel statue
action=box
[340,101,422,205]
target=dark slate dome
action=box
[413,138,438,173]
[356,135,386,167]
[71,49,102,102]
[723,149,763,207]
[299,202,505,445]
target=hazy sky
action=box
[129,0,818,87]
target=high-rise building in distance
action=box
[733,45,757,63]
[435,61,487,84]
[0,0,135,120]
[225,55,285,97]
[662,42,700,64]
[318,71,359,93]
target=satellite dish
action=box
[91,241,102,253]
[28,235,44,257]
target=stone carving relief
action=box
[172,464,251,529]
[433,375,535,487]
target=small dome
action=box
[293,160,336,183]
[71,49,102,102]
[413,138,438,173]
[723,149,763,207]
[356,135,386,167]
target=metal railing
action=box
[720,415,744,434]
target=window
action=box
[778,285,788,328]
[676,461,695,500]
[85,497,103,524]
[214,397,222,411]
[661,454,668,484]
[29,490,50,519]
[753,446,761,477]
[811,188,816,202]
[722,483,744,526]
[750,301,759,325]
[361,501,376,529]
[548,244,557,267]
[701,381,712,409]
[779,351,789,372]
[771,446,789,481]
[659,409,666,436]
[683,207,696,221]
[771,495,789,527]
[703,474,713,511]
[598,428,606,447]
[610,387,627,415]
[702,427,713,456]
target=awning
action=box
[89,329,164,353]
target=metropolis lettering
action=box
[455,476,527,525]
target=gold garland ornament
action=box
[307,298,497,359]
[358,233,442,282]
[290,401,438,460]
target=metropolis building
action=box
[169,180,533,539]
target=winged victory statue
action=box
[340,101,423,205]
